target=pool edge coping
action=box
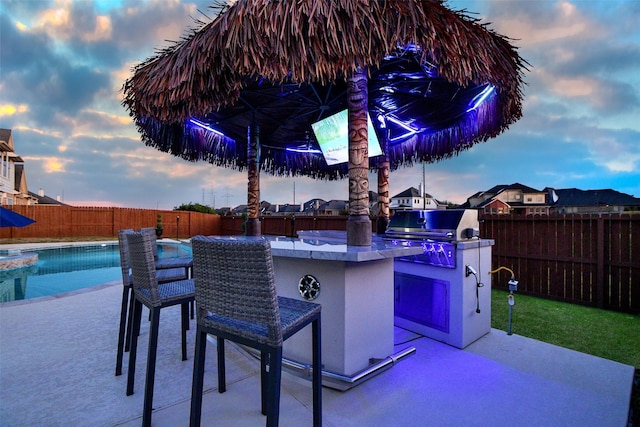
[0,240,118,252]
[1,280,122,307]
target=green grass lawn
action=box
[490,289,640,368]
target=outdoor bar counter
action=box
[208,234,423,389]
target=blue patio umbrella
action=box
[0,206,36,228]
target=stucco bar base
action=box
[272,256,394,378]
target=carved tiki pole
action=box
[246,124,261,236]
[377,141,390,234]
[346,68,371,246]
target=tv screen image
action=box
[311,109,383,166]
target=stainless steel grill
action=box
[384,209,480,269]
[385,209,479,242]
[387,209,492,349]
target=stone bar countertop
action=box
[295,230,495,251]
[207,234,424,263]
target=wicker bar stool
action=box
[139,226,193,273]
[140,226,195,319]
[125,231,195,427]
[189,236,322,427]
[115,229,190,377]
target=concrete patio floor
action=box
[0,281,634,427]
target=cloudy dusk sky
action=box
[1,0,639,210]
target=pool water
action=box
[0,243,192,303]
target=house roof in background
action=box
[391,187,438,200]
[391,187,421,199]
[498,182,543,194]
[28,191,68,205]
[302,198,326,213]
[551,188,640,207]
[0,128,11,144]
[0,128,22,160]
[465,183,640,211]
[483,184,508,195]
[319,200,348,211]
[279,204,301,213]
[226,185,640,214]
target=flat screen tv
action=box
[311,109,383,166]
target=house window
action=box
[526,196,533,202]
[1,158,8,178]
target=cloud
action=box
[532,69,640,115]
[22,154,70,174]
[31,1,113,42]
[485,0,640,117]
[1,23,111,128]
[587,130,640,173]
[2,0,639,209]
[487,1,604,46]
[0,104,29,117]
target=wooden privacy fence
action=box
[221,213,639,314]
[0,205,220,240]
[481,213,639,313]
[2,207,637,313]
[219,215,371,236]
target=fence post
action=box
[596,215,605,309]
[112,208,116,237]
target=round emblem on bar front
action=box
[298,275,320,301]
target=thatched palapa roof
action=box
[123,0,528,179]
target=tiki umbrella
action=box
[123,0,527,244]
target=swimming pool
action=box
[0,243,192,303]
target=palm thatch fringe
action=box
[134,90,503,180]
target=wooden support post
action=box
[377,144,390,235]
[346,68,371,246]
[246,124,261,236]
[596,215,605,308]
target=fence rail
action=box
[219,215,363,236]
[0,205,220,240]
[221,214,639,313]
